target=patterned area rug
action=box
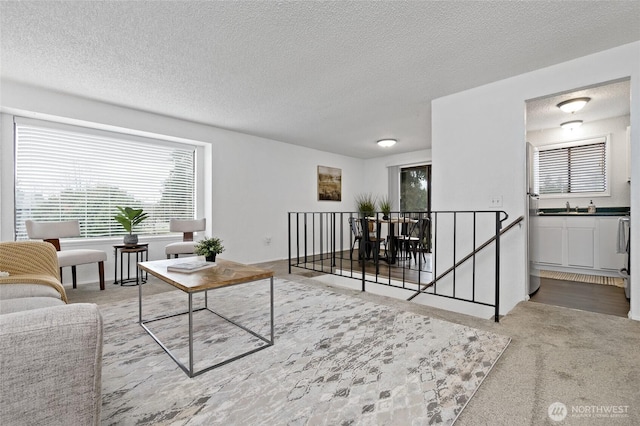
[100,279,510,425]
[540,270,625,287]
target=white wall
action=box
[362,149,432,206]
[432,41,640,319]
[0,81,366,286]
[528,115,631,209]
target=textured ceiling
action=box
[526,79,631,132]
[1,1,639,159]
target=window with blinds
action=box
[537,137,607,195]
[14,118,196,240]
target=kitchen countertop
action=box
[536,207,630,217]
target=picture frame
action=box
[317,165,342,201]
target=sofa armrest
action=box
[0,303,103,426]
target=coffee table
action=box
[137,257,274,377]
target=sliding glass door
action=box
[400,165,431,212]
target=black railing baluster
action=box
[331,213,336,267]
[287,210,519,323]
[303,213,307,265]
[495,211,501,322]
[472,212,476,302]
[433,212,438,295]
[361,212,366,292]
[452,212,457,298]
[319,213,323,270]
[289,213,292,274]
[338,212,343,272]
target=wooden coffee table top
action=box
[138,257,274,293]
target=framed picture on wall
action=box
[317,165,342,201]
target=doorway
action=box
[525,78,631,317]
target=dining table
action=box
[367,216,418,265]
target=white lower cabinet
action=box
[531,216,626,274]
[599,218,627,270]
[531,220,563,265]
[567,227,594,267]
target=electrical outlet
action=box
[490,196,503,208]
[264,236,272,245]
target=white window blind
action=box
[14,119,196,240]
[538,138,606,195]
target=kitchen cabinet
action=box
[598,217,627,270]
[567,227,594,267]
[531,215,627,274]
[531,217,563,265]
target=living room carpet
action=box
[99,279,510,425]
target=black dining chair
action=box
[359,218,386,272]
[348,217,362,260]
[412,217,431,264]
[395,219,418,262]
[397,217,430,265]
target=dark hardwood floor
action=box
[291,250,432,286]
[530,277,629,317]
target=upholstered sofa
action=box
[0,241,103,425]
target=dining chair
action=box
[397,217,430,265]
[348,217,362,259]
[394,219,417,263]
[25,220,107,290]
[359,217,386,271]
[164,218,206,258]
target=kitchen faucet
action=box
[566,201,570,212]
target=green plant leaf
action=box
[194,237,225,257]
[113,206,148,234]
[355,193,377,216]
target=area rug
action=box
[99,279,510,425]
[540,270,625,287]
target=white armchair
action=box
[25,220,107,290]
[164,218,206,258]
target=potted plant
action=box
[354,193,377,218]
[114,206,149,245]
[355,192,377,235]
[194,237,225,262]
[379,195,392,220]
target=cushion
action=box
[0,283,63,300]
[25,220,81,239]
[0,296,65,314]
[169,218,206,233]
[57,249,107,267]
[165,241,197,255]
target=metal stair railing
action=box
[288,211,522,323]
[407,214,524,322]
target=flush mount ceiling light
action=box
[556,97,591,113]
[377,139,397,148]
[560,120,583,130]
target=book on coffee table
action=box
[167,261,216,273]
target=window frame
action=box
[536,135,610,199]
[12,116,207,241]
[398,163,431,212]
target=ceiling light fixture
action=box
[560,120,583,130]
[377,139,397,148]
[556,97,591,113]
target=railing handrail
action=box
[407,215,524,303]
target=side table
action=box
[113,243,149,286]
